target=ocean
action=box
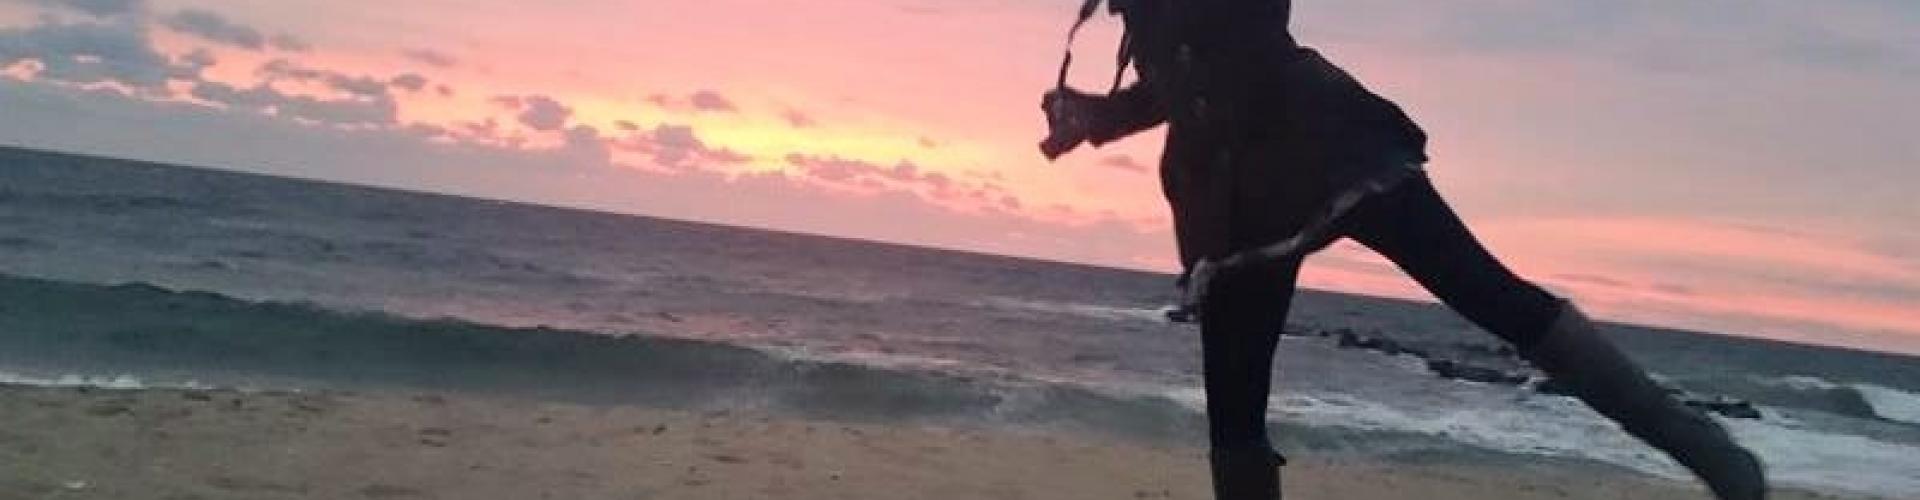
[1,146,1916,497]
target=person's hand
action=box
[1038,88,1106,160]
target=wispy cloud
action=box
[160,8,266,50]
[401,48,457,68]
[0,0,1914,353]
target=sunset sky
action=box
[2,0,1916,354]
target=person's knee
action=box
[1437,278,1562,346]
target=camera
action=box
[1038,89,1095,160]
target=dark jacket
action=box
[1086,0,1429,269]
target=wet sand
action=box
[0,384,1864,500]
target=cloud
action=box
[1305,0,1919,77]
[1649,282,1697,296]
[175,47,214,68]
[1552,273,1629,289]
[651,124,700,154]
[783,153,1005,205]
[1549,272,1697,296]
[688,90,736,112]
[0,18,175,91]
[401,48,458,68]
[0,74,1175,307]
[258,58,391,99]
[188,79,397,127]
[782,108,815,128]
[268,33,310,53]
[1482,215,1920,339]
[31,0,142,18]
[651,124,746,166]
[607,123,750,169]
[454,118,501,141]
[159,8,264,50]
[560,124,610,166]
[166,47,214,79]
[489,94,572,132]
[1098,154,1150,173]
[389,73,427,92]
[646,90,743,113]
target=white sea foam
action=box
[1854,384,1920,425]
[980,297,1169,323]
[1763,374,1920,425]
[1724,415,1920,496]
[0,371,212,390]
[1770,375,1847,391]
[1161,385,1920,498]
[757,343,1015,379]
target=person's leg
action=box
[1335,174,1560,345]
[1198,257,1299,500]
[1338,173,1765,500]
[1200,258,1299,449]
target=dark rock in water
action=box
[1330,330,1428,358]
[1427,359,1528,386]
[1716,401,1762,419]
[1456,342,1518,358]
[1369,338,1406,356]
[1534,378,1575,396]
[1538,381,1765,421]
[1164,305,1197,324]
[1682,396,1763,420]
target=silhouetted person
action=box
[1038,1,1767,499]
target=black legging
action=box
[1199,171,1562,451]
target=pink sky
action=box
[2,0,1917,354]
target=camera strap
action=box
[1055,0,1132,95]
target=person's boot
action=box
[1522,301,1767,500]
[1208,447,1284,499]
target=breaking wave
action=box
[5,274,1919,497]
[0,371,212,391]
[0,274,1204,439]
[977,297,1171,323]
[1725,375,1920,426]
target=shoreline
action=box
[0,384,1866,500]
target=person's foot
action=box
[1208,448,1283,499]
[1648,410,1768,500]
[1522,302,1768,500]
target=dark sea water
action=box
[2,146,1917,497]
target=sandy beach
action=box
[0,384,1866,500]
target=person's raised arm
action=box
[1086,81,1167,145]
[1038,82,1167,160]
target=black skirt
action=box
[1155,46,1430,267]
